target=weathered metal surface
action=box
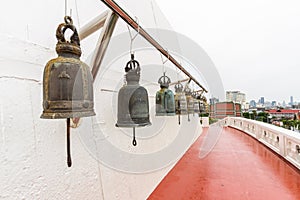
[156,73,175,116]
[184,85,194,114]
[174,82,188,115]
[116,54,151,128]
[41,16,95,119]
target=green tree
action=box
[243,112,250,119]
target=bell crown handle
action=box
[125,53,141,72]
[56,16,80,46]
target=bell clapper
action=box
[67,118,72,167]
[132,127,137,146]
[71,117,81,128]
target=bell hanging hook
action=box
[160,49,170,75]
[64,0,73,18]
[127,16,140,55]
[161,49,170,65]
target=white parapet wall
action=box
[221,117,300,170]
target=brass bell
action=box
[41,16,95,167]
[156,72,175,116]
[116,54,151,146]
[184,85,194,121]
[174,82,188,124]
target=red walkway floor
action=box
[148,126,300,200]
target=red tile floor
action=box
[148,126,300,200]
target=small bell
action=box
[41,16,95,167]
[116,54,151,146]
[174,82,188,124]
[156,73,175,116]
[184,85,194,121]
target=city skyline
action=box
[246,95,298,105]
[227,91,298,105]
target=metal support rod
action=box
[72,11,118,129]
[169,78,190,86]
[79,10,109,40]
[100,0,207,93]
[91,11,119,80]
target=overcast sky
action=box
[155,0,300,103]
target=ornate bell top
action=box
[55,16,82,58]
[158,72,171,88]
[125,54,141,85]
[184,85,192,96]
[175,82,183,93]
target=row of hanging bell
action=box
[115,54,151,146]
[155,72,175,116]
[41,16,95,167]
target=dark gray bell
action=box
[156,73,175,116]
[116,54,151,146]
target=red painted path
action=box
[148,126,300,200]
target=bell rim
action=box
[155,112,176,116]
[40,110,96,119]
[115,122,152,128]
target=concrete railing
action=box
[220,117,300,170]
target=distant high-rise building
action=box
[226,91,247,110]
[290,96,294,105]
[260,97,265,105]
[283,101,286,107]
[226,91,246,104]
[271,101,276,107]
[249,100,256,108]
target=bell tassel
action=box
[67,118,72,167]
[132,127,137,146]
[178,101,181,125]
